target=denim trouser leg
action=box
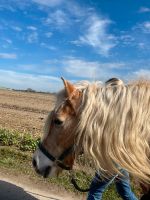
[87,170,138,200]
[115,170,138,200]
[87,173,116,200]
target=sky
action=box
[0,0,150,92]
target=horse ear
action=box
[61,77,76,97]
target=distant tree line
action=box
[12,88,56,95]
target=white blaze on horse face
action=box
[33,148,57,177]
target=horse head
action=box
[32,78,82,177]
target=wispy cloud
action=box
[44,59,59,64]
[45,9,68,28]
[119,34,135,46]
[32,0,64,7]
[63,58,99,79]
[45,32,53,38]
[1,39,13,49]
[27,32,38,43]
[74,15,117,56]
[0,4,16,12]
[0,53,17,59]
[143,21,150,33]
[133,21,150,34]
[40,43,57,50]
[132,69,150,80]
[5,39,13,44]
[11,26,22,32]
[0,69,62,92]
[16,63,55,74]
[63,57,124,80]
[119,21,150,51]
[65,1,87,17]
[62,57,150,83]
[138,7,150,13]
[27,26,37,31]
[32,0,117,56]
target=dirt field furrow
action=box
[0,103,49,114]
[0,89,56,135]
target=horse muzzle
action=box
[32,157,52,178]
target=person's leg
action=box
[87,172,116,200]
[115,169,138,200]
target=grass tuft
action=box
[0,128,40,151]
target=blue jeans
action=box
[87,169,138,200]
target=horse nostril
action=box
[32,158,37,168]
[43,166,51,178]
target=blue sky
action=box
[0,0,150,92]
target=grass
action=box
[0,146,89,193]
[0,128,140,199]
[0,128,40,151]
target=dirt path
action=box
[0,171,83,200]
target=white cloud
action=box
[138,42,146,49]
[0,70,62,92]
[120,22,150,50]
[45,32,53,38]
[0,4,16,12]
[27,26,37,31]
[64,58,99,79]
[27,32,38,43]
[18,64,38,71]
[40,43,57,50]
[17,63,56,74]
[44,59,59,64]
[0,53,17,59]
[63,57,123,80]
[65,1,87,17]
[139,7,150,13]
[5,39,12,44]
[45,9,68,28]
[75,15,117,56]
[32,0,64,7]
[32,1,117,54]
[143,21,150,32]
[133,69,150,79]
[133,21,150,34]
[119,34,135,45]
[11,26,22,32]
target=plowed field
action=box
[0,89,56,136]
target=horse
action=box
[32,77,150,198]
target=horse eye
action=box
[53,118,63,126]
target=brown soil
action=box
[0,89,56,136]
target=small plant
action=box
[0,129,20,146]
[0,128,40,152]
[20,134,40,151]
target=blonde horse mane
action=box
[72,79,150,182]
